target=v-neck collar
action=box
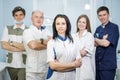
[57,35,67,41]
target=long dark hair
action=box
[52,14,73,42]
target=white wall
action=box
[109,0,120,50]
[0,0,5,62]
[0,0,3,39]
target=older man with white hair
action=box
[23,10,51,80]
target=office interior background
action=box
[0,0,120,72]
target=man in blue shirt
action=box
[94,6,119,80]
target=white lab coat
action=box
[73,30,95,80]
[23,25,51,80]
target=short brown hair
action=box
[12,6,26,16]
[97,6,109,14]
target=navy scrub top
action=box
[94,21,119,70]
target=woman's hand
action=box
[74,59,82,68]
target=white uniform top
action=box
[73,30,95,80]
[1,24,26,68]
[47,37,80,80]
[23,25,51,73]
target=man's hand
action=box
[103,34,108,39]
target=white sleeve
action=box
[75,43,81,59]
[84,33,94,56]
[1,26,9,42]
[47,40,55,63]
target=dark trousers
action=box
[7,67,26,80]
[96,69,116,80]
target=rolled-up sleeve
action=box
[84,33,94,56]
[1,27,9,42]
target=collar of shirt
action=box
[31,25,46,31]
[57,35,67,41]
[41,26,46,30]
[101,21,110,28]
[77,29,88,37]
[13,24,25,30]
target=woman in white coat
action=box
[47,14,82,80]
[73,14,95,80]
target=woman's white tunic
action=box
[47,38,80,80]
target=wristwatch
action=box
[10,41,13,46]
[40,38,44,44]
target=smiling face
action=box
[13,11,25,22]
[31,11,44,28]
[77,17,87,31]
[55,17,67,35]
[98,10,109,25]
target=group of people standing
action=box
[0,5,119,80]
